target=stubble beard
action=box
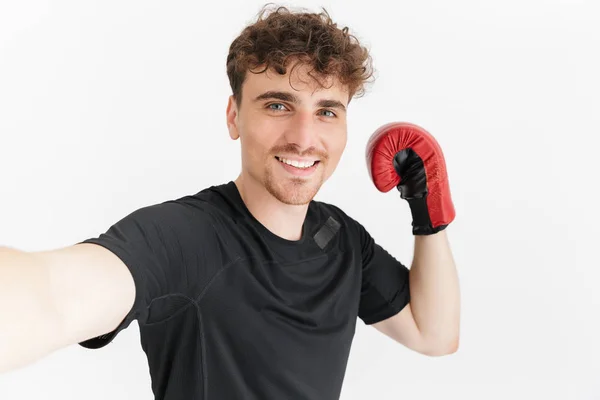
[263,161,324,206]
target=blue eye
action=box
[320,110,336,118]
[268,103,286,111]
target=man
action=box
[0,5,460,399]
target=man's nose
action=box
[284,111,319,151]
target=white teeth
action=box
[277,157,316,169]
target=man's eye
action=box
[267,103,287,111]
[320,109,336,118]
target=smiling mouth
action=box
[275,156,320,169]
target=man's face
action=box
[226,62,349,205]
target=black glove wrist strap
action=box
[404,195,448,235]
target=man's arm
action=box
[365,122,459,356]
[0,243,135,373]
[373,230,460,356]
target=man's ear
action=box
[226,95,240,140]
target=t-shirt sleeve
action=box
[76,201,216,349]
[356,221,411,325]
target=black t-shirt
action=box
[78,181,410,400]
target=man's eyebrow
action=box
[316,99,346,112]
[254,91,299,103]
[254,90,346,112]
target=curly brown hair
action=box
[226,4,374,107]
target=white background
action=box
[1,0,598,399]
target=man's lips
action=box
[274,155,320,163]
[274,156,321,176]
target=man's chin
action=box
[266,178,321,206]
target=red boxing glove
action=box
[366,122,455,235]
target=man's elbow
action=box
[421,336,460,357]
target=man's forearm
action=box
[0,246,64,373]
[409,230,461,351]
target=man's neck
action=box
[234,174,308,241]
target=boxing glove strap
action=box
[405,195,448,235]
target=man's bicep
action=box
[36,242,137,348]
[355,220,411,325]
[72,203,193,348]
[72,202,220,349]
[357,242,411,325]
[357,242,429,353]
[371,303,428,353]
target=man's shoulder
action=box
[168,181,235,216]
[310,198,361,232]
[119,182,232,234]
